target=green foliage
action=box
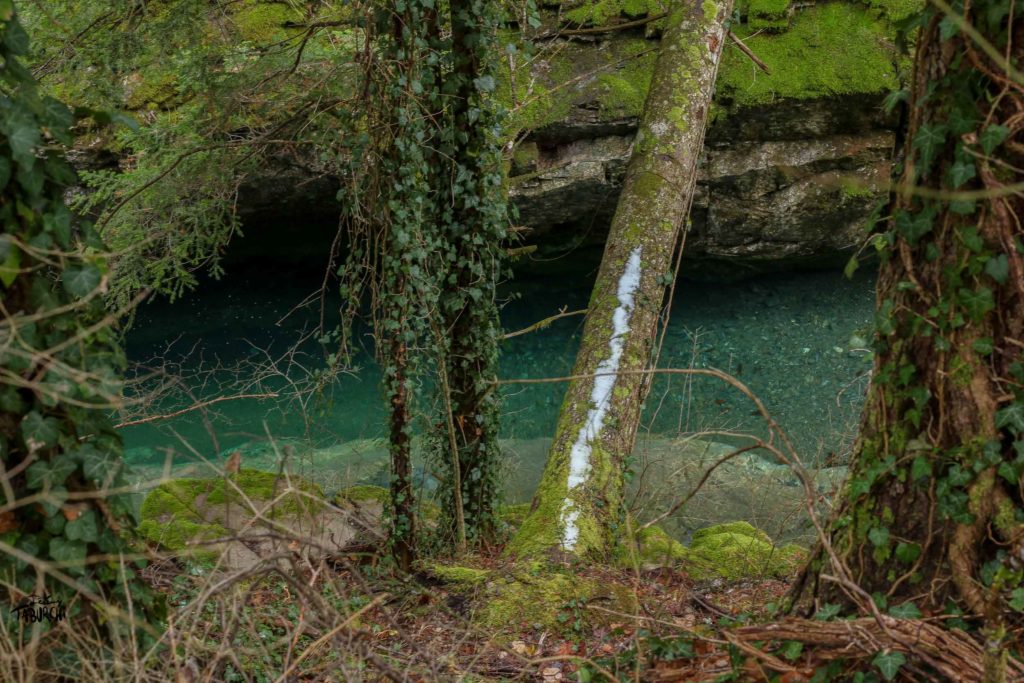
[0,4,163,654]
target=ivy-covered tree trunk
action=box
[790,5,1024,665]
[0,7,162,655]
[432,0,508,549]
[510,0,732,560]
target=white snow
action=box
[560,247,643,550]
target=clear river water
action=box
[120,242,876,503]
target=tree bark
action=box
[510,0,733,560]
[790,6,1024,663]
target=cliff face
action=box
[52,0,909,280]
[502,1,906,277]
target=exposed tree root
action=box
[726,617,1024,682]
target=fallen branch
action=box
[502,307,587,340]
[728,31,771,75]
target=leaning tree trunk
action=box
[510,0,733,560]
[790,6,1024,666]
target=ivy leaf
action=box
[82,446,122,484]
[0,235,20,287]
[980,125,1010,155]
[895,542,922,564]
[913,124,947,170]
[996,403,1024,434]
[816,603,842,621]
[868,527,890,547]
[911,455,932,481]
[985,254,1009,284]
[958,287,995,321]
[49,536,86,567]
[889,602,921,618]
[62,263,101,298]
[1010,588,1024,612]
[4,108,39,167]
[960,226,985,253]
[972,338,994,355]
[779,641,804,661]
[895,209,934,245]
[939,16,959,40]
[65,509,99,543]
[948,159,976,188]
[20,411,59,451]
[473,76,495,93]
[873,650,906,681]
[26,458,76,490]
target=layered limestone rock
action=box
[504,2,905,276]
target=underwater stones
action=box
[139,470,384,570]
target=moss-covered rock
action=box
[685,522,807,581]
[691,521,771,546]
[138,469,366,568]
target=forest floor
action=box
[141,544,793,682]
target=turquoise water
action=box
[121,245,876,492]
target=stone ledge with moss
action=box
[139,470,386,571]
[30,0,915,282]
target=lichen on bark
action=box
[509,0,734,562]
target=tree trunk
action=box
[510,0,733,560]
[431,0,507,548]
[790,5,1024,662]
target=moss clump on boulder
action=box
[138,469,324,557]
[685,522,806,581]
[691,520,771,546]
[631,525,688,566]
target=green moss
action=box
[717,4,898,109]
[499,503,532,528]
[686,524,807,581]
[124,70,178,110]
[631,525,688,565]
[498,35,656,135]
[862,0,923,22]
[563,0,665,26]
[426,564,492,585]
[138,469,324,554]
[691,521,771,545]
[231,2,304,43]
[334,485,389,507]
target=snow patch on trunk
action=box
[560,247,643,550]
